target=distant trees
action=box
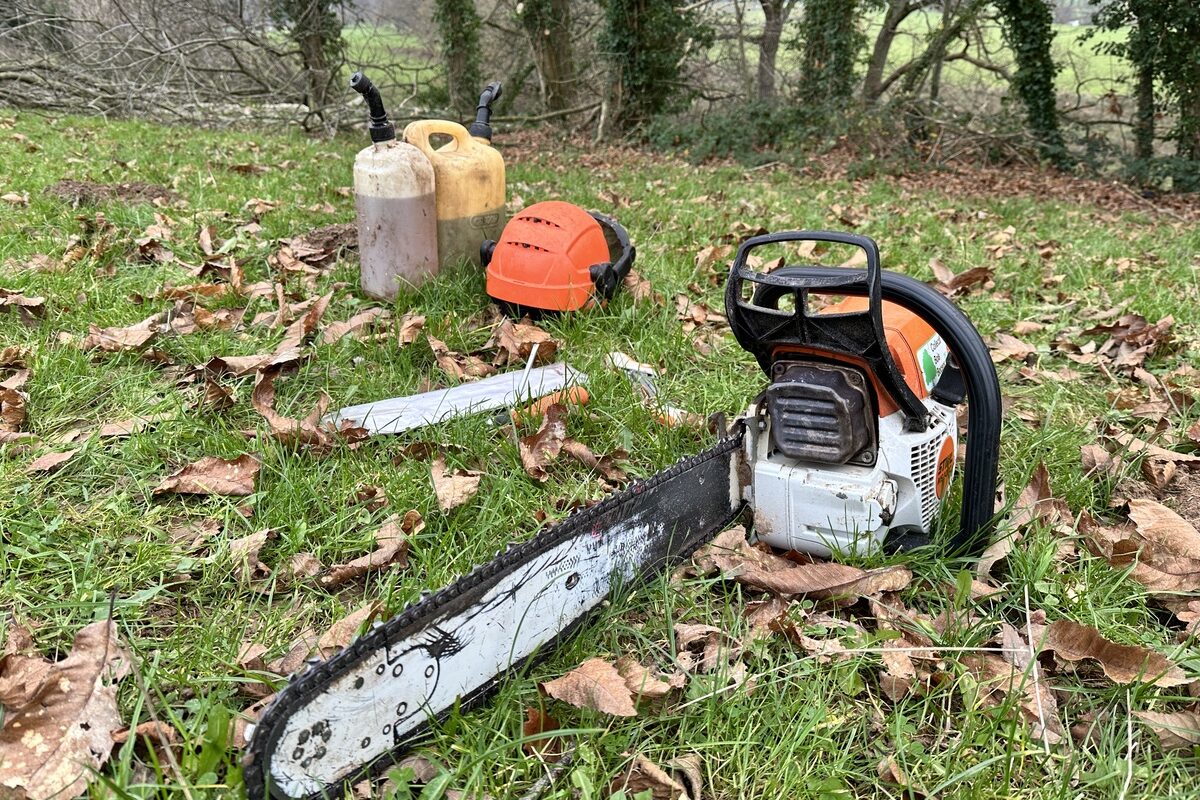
[601,0,708,127]
[1092,0,1200,184]
[269,0,348,116]
[518,0,577,113]
[433,0,483,112]
[995,0,1069,167]
[796,0,863,107]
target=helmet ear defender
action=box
[481,201,636,316]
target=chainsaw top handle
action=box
[723,230,1001,556]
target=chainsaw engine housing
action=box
[745,396,957,556]
[725,230,999,556]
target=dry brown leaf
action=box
[276,291,332,353]
[167,518,221,549]
[320,510,420,588]
[288,552,324,580]
[397,313,426,346]
[616,657,684,699]
[540,657,637,717]
[1,386,26,431]
[1136,708,1200,750]
[1041,619,1187,686]
[929,260,993,296]
[228,529,276,581]
[989,333,1035,363]
[430,455,482,512]
[427,334,496,381]
[1107,429,1200,464]
[26,448,79,474]
[80,320,158,352]
[692,529,909,598]
[1128,499,1200,560]
[561,439,628,484]
[960,652,1063,744]
[1081,443,1122,479]
[320,307,387,345]
[623,269,662,303]
[317,602,382,658]
[674,622,741,675]
[521,707,565,760]
[0,621,129,800]
[484,319,559,367]
[203,349,301,378]
[153,454,260,497]
[519,403,568,482]
[251,364,354,450]
[608,754,697,800]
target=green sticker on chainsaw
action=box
[918,335,950,392]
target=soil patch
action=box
[46,179,179,206]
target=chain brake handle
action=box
[723,229,1002,556]
[725,230,929,432]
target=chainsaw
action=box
[244,231,1002,800]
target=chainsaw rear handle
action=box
[724,231,1001,556]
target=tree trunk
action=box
[995,0,1070,168]
[862,0,913,104]
[521,0,575,112]
[756,0,789,102]
[797,0,860,106]
[1133,61,1154,163]
[435,0,483,113]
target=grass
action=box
[1,110,1199,800]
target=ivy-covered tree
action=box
[433,0,482,113]
[269,0,346,116]
[994,0,1070,168]
[795,0,863,107]
[1092,0,1200,180]
[518,0,576,112]
[600,0,708,128]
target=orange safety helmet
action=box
[481,201,635,316]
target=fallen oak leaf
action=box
[427,333,496,381]
[615,656,685,700]
[251,363,340,450]
[228,529,276,582]
[153,454,260,497]
[430,455,482,512]
[0,621,130,800]
[320,510,420,588]
[521,707,565,760]
[1135,708,1200,750]
[318,602,382,658]
[540,657,637,717]
[397,313,425,346]
[26,448,79,474]
[320,307,387,345]
[519,403,568,482]
[484,318,559,367]
[608,754,698,800]
[1041,619,1188,687]
[960,652,1064,744]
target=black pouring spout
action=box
[467,81,503,142]
[350,71,395,144]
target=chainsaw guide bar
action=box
[245,427,746,800]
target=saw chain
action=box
[245,426,746,800]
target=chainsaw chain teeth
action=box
[244,424,745,800]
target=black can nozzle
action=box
[350,71,395,144]
[467,81,503,142]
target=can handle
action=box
[404,120,475,155]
